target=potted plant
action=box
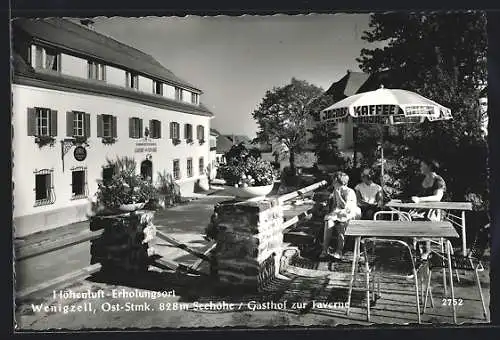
[156,170,181,208]
[96,157,159,212]
[218,143,275,199]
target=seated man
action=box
[321,171,361,260]
[354,168,383,220]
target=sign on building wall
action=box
[134,142,157,153]
[73,146,87,161]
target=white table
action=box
[345,220,459,323]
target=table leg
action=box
[446,240,457,324]
[461,211,467,256]
[441,238,447,296]
[346,237,360,316]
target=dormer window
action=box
[126,71,139,90]
[175,87,183,101]
[153,80,163,95]
[192,93,199,105]
[31,45,60,72]
[88,61,106,81]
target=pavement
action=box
[13,188,491,329]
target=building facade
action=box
[12,18,214,237]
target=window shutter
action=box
[112,116,117,138]
[66,111,74,137]
[169,122,173,139]
[129,118,134,138]
[158,121,162,139]
[50,110,58,136]
[84,113,91,137]
[184,124,188,139]
[27,108,37,136]
[149,120,154,138]
[96,114,103,137]
[138,119,143,138]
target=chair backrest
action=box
[373,210,412,222]
[470,223,490,259]
[361,238,417,275]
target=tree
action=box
[252,78,324,173]
[357,12,488,205]
[306,94,345,167]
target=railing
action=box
[277,180,327,204]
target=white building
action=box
[12,18,215,237]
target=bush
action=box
[96,163,159,209]
[156,171,181,206]
[219,144,275,187]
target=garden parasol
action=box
[319,86,452,194]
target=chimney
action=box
[80,19,95,30]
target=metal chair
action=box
[423,224,489,321]
[372,211,433,307]
[360,238,423,323]
[373,210,412,221]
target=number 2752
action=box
[442,298,463,306]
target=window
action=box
[197,125,205,141]
[32,45,60,71]
[66,111,90,138]
[88,61,106,81]
[97,114,117,138]
[35,46,43,69]
[34,169,55,206]
[36,108,50,136]
[129,117,143,139]
[173,159,181,180]
[126,72,139,89]
[184,124,193,140]
[71,167,87,199]
[149,120,161,139]
[27,107,58,137]
[170,122,180,139]
[153,81,163,95]
[175,87,183,101]
[192,93,199,105]
[199,157,204,176]
[187,158,193,178]
[35,174,50,200]
[44,48,60,71]
[73,111,85,137]
[102,165,115,184]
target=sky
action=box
[88,14,374,138]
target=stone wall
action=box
[90,210,156,273]
[208,198,285,291]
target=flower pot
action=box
[223,184,274,199]
[118,202,146,212]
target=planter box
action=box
[223,184,274,199]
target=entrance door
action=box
[140,160,153,182]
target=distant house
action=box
[223,134,253,147]
[208,129,218,179]
[215,134,233,164]
[308,70,373,152]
